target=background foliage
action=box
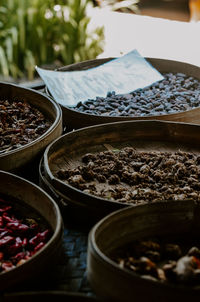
[0,0,104,80]
[95,0,139,13]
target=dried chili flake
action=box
[11,251,26,264]
[33,242,45,253]
[0,252,4,261]
[2,261,15,271]
[0,196,51,273]
[29,229,50,247]
[6,222,29,234]
[2,213,17,223]
[0,236,15,248]
[0,206,11,212]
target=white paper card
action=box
[36,49,164,107]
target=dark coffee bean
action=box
[141,108,150,114]
[128,109,135,115]
[158,83,165,89]
[152,102,160,107]
[118,106,125,112]
[85,100,94,106]
[123,100,131,106]
[82,103,89,109]
[145,103,153,110]
[76,101,82,108]
[107,91,112,97]
[111,102,120,108]
[162,80,169,85]
[168,110,176,114]
[130,105,139,110]
[84,110,95,114]
[96,96,104,101]
[105,105,114,111]
[125,105,133,111]
[122,93,132,100]
[120,111,129,116]
[102,112,110,116]
[78,106,84,111]
[96,106,107,113]
[155,105,164,111]
[109,111,117,116]
[139,100,147,105]
[184,82,193,89]
[190,97,197,104]
[177,73,186,77]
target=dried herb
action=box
[0,99,51,154]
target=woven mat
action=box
[43,223,92,295]
[5,221,94,298]
[5,86,95,297]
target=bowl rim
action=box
[0,170,63,277]
[45,56,200,120]
[0,81,62,158]
[88,199,200,293]
[43,119,200,207]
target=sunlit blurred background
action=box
[0,0,199,84]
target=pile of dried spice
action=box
[0,196,51,272]
[113,238,200,285]
[56,147,200,204]
[0,99,52,154]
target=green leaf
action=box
[17,8,25,49]
[5,37,13,62]
[0,46,9,76]
[0,7,7,14]
[24,50,36,80]
[9,64,23,78]
[0,0,105,79]
[9,27,18,45]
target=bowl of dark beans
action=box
[88,200,200,302]
[51,57,200,129]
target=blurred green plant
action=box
[0,0,104,80]
[95,0,139,13]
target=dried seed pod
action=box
[163,243,182,260]
[188,247,200,258]
[68,175,85,187]
[108,174,120,185]
[163,262,177,281]
[138,256,158,277]
[145,251,161,262]
[157,268,166,282]
[173,255,197,284]
[57,148,200,205]
[82,153,97,163]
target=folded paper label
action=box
[36,49,164,107]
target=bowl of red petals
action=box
[0,170,63,291]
